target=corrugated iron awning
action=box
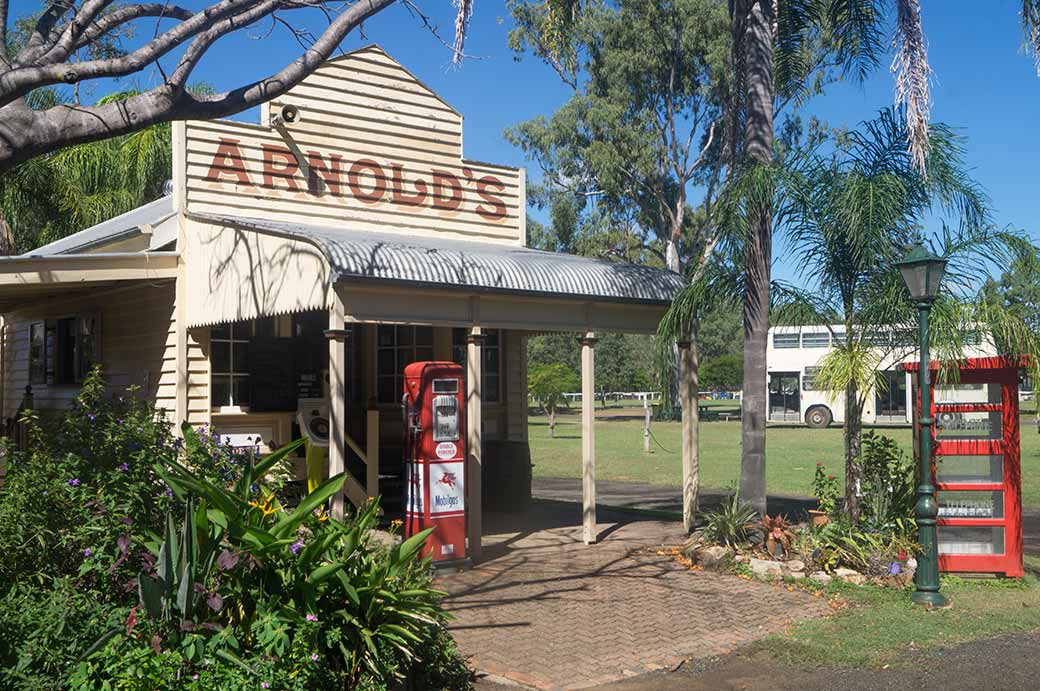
[196,215,685,305]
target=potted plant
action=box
[810,464,840,526]
[760,514,795,559]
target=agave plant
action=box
[703,492,758,548]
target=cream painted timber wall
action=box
[178,45,525,247]
[2,282,176,418]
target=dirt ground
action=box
[474,630,1040,691]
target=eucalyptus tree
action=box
[507,0,731,274]
[777,108,1039,520]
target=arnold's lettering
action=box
[205,138,253,186]
[430,170,463,211]
[348,158,388,203]
[390,163,428,206]
[262,144,300,191]
[475,175,507,221]
[307,151,344,196]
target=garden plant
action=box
[0,368,469,690]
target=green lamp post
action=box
[896,242,949,607]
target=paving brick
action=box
[438,504,829,690]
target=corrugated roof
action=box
[197,215,685,305]
[24,195,174,256]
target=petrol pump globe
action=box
[897,242,950,608]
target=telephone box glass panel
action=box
[936,454,1003,484]
[937,490,1004,519]
[938,526,1005,555]
[935,410,1002,440]
[934,382,1000,405]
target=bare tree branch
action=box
[70,3,196,56]
[0,0,399,171]
[0,0,9,67]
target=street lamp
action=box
[896,242,949,607]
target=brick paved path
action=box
[437,502,830,691]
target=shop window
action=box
[451,329,501,403]
[211,320,254,409]
[376,325,434,404]
[28,314,101,386]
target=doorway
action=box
[768,372,801,422]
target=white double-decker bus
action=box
[766,325,998,428]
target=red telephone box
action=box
[905,356,1027,577]
[402,361,467,563]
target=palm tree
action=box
[777,108,1040,520]
[0,89,171,252]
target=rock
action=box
[696,545,731,570]
[834,567,867,585]
[785,559,806,574]
[809,571,832,585]
[734,553,749,563]
[907,558,918,571]
[749,558,784,579]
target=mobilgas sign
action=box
[203,138,509,223]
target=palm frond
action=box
[891,0,931,175]
[1023,0,1040,76]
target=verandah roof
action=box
[195,214,685,306]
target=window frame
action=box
[28,313,101,387]
[210,321,253,411]
[772,332,800,349]
[376,325,435,405]
[451,329,502,404]
[800,332,830,348]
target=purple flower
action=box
[87,412,96,421]
[888,562,902,576]
[311,653,319,661]
[68,478,80,487]
[305,614,318,622]
[217,550,239,570]
[118,463,129,472]
[261,683,270,689]
[164,488,173,498]
[291,541,303,555]
[83,548,92,557]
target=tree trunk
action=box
[844,383,864,520]
[736,0,775,517]
[548,408,556,437]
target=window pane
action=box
[452,328,466,347]
[212,376,231,407]
[232,376,251,408]
[801,332,829,348]
[211,323,230,340]
[377,348,395,375]
[936,410,1002,440]
[377,376,396,404]
[937,454,1003,484]
[415,326,433,346]
[773,333,799,348]
[377,325,396,347]
[484,348,499,371]
[938,490,1003,519]
[802,366,820,391]
[415,346,434,362]
[485,373,500,402]
[938,526,1005,555]
[232,343,249,374]
[484,330,499,347]
[234,320,254,338]
[211,342,230,373]
[395,325,412,346]
[935,382,999,405]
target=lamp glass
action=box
[897,244,948,301]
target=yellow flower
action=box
[248,491,280,518]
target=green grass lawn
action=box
[529,411,1040,508]
[761,556,1040,668]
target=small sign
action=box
[435,441,458,459]
[429,462,465,515]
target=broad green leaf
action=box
[270,474,345,539]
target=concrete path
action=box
[437,501,829,691]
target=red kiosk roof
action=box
[901,355,1033,372]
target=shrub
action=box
[811,463,841,514]
[859,432,916,534]
[703,492,758,547]
[0,370,469,690]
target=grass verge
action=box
[760,555,1040,669]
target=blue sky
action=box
[15,1,1040,276]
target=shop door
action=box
[930,365,1023,576]
[768,372,801,422]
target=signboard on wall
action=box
[179,45,525,246]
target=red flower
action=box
[125,606,138,636]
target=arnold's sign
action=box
[203,137,510,223]
[179,45,523,244]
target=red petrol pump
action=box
[402,361,467,563]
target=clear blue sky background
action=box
[15,0,1039,278]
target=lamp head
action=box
[896,242,947,302]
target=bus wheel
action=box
[805,406,832,429]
